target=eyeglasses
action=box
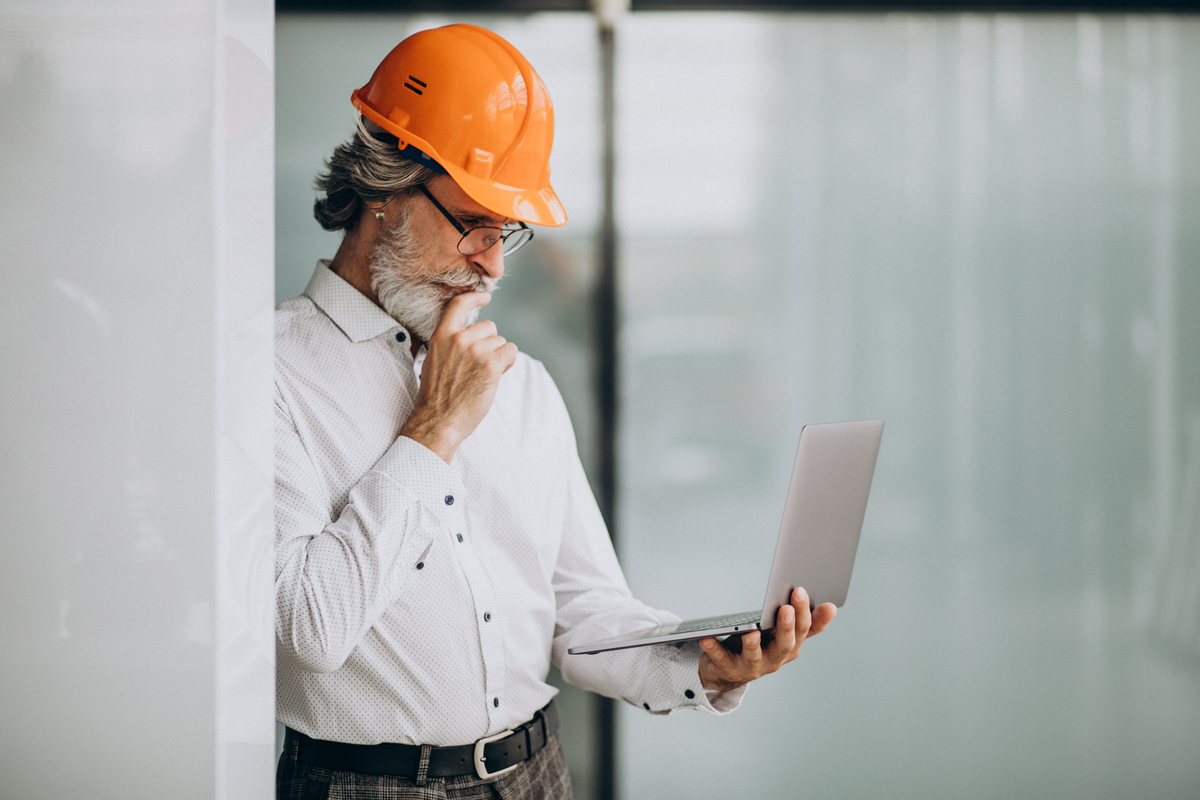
[417,185,534,257]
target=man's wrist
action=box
[400,412,462,464]
[698,666,747,693]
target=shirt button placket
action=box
[454,517,505,727]
[442,488,503,723]
[478,584,504,724]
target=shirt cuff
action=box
[646,640,747,716]
[372,435,465,527]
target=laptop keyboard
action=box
[674,611,761,634]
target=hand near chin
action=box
[401,291,518,463]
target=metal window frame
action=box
[277,0,1200,9]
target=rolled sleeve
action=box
[642,641,747,715]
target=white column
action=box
[0,1,275,797]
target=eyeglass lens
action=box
[458,226,534,257]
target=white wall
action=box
[0,1,276,797]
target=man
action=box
[274,24,835,799]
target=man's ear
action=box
[365,200,388,223]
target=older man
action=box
[274,24,834,799]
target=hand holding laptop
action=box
[697,586,837,692]
[568,419,884,689]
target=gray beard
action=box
[368,216,499,342]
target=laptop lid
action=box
[757,419,883,628]
[565,419,883,655]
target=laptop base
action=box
[567,610,763,655]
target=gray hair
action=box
[313,116,440,232]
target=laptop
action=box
[567,419,884,655]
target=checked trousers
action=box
[276,732,573,800]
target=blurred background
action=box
[2,0,1196,796]
[276,6,1200,800]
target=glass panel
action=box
[275,14,601,798]
[0,0,275,795]
[617,13,1200,799]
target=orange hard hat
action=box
[352,24,566,227]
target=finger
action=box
[435,291,491,335]
[806,603,837,638]
[460,318,498,342]
[698,637,736,674]
[739,629,765,674]
[785,587,811,659]
[770,602,797,662]
[497,341,519,373]
[476,334,508,352]
[794,587,812,638]
[477,337,517,371]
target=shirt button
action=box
[643,703,650,710]
[684,689,695,699]
[416,562,424,570]
[445,495,454,506]
[493,697,500,708]
[484,612,491,622]
[457,533,463,543]
[395,331,406,343]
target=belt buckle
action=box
[474,729,519,780]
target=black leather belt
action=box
[288,700,559,781]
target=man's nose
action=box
[470,244,505,281]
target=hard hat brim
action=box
[354,92,568,228]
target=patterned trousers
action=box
[276,732,573,800]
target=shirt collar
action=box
[305,259,403,343]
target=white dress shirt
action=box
[275,261,743,746]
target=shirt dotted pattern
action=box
[275,261,744,747]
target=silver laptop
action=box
[567,419,884,655]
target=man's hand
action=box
[697,587,836,692]
[401,292,518,463]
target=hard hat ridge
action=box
[361,118,448,176]
[352,24,567,227]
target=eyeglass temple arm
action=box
[419,184,530,245]
[417,184,467,236]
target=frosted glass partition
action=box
[616,13,1200,800]
[275,13,602,796]
[0,1,276,797]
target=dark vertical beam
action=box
[593,19,619,800]
[594,17,618,535]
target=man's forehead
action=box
[429,176,510,226]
